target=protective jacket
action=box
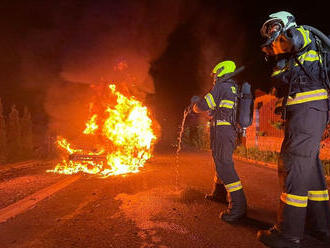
[271,26,328,103]
[196,78,238,125]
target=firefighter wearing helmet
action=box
[257,11,330,247]
[190,60,248,223]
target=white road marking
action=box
[0,175,81,223]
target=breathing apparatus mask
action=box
[260,19,284,47]
[260,11,297,54]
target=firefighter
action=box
[257,11,330,247]
[190,60,247,222]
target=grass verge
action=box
[234,146,330,176]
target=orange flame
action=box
[48,84,156,176]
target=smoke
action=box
[3,0,250,145]
[59,1,183,96]
[32,0,185,139]
[190,6,248,92]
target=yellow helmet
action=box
[212,60,236,78]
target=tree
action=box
[21,106,34,159]
[0,98,7,163]
[7,105,21,162]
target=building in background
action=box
[246,90,330,159]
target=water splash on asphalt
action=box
[114,188,189,248]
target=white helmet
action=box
[260,11,297,38]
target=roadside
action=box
[233,154,330,183]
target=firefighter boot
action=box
[220,189,246,223]
[257,227,301,248]
[205,183,228,203]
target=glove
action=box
[190,96,201,104]
[241,82,251,94]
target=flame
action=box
[57,138,82,155]
[83,114,99,134]
[48,84,156,176]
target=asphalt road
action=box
[0,152,329,248]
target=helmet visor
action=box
[260,19,284,38]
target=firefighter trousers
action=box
[277,101,330,239]
[211,125,246,210]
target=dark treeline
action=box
[0,98,55,164]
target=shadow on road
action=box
[240,216,273,230]
[219,207,275,231]
[173,187,275,231]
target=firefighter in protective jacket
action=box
[257,11,330,248]
[191,60,247,223]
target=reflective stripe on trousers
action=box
[280,190,329,208]
[308,190,329,201]
[225,181,243,193]
[281,193,308,207]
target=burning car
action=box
[47,84,156,176]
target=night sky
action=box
[1,0,329,145]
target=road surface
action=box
[0,152,329,248]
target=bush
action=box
[183,124,210,150]
[235,146,330,176]
[235,146,278,163]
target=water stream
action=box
[175,104,193,190]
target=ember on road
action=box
[0,152,328,248]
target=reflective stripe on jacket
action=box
[275,89,328,107]
[271,26,326,99]
[286,89,328,105]
[197,79,238,125]
[272,50,322,77]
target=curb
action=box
[233,155,277,170]
[233,155,330,182]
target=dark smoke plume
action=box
[1,0,250,146]
[37,0,184,139]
